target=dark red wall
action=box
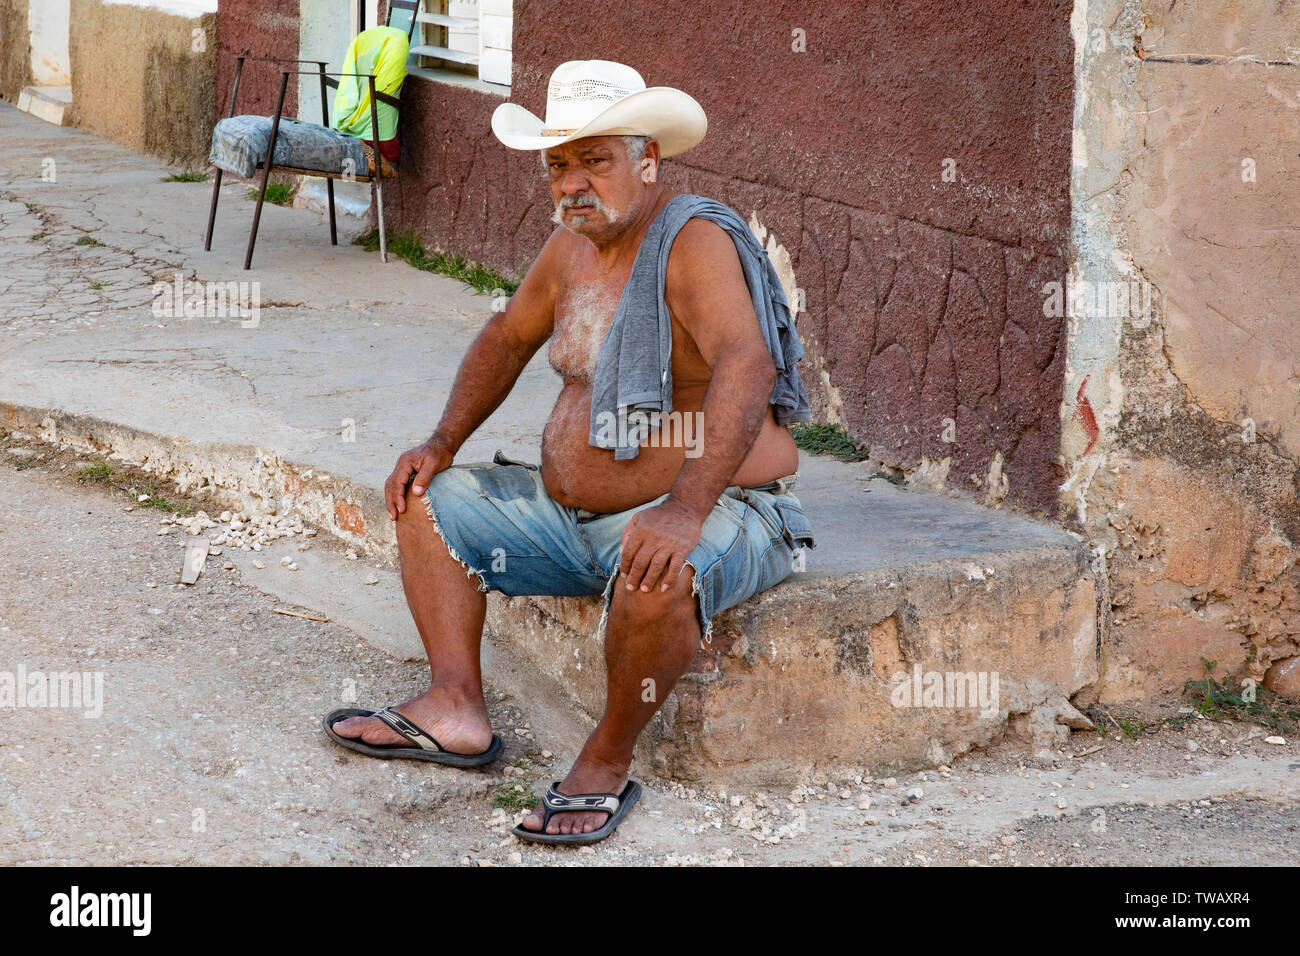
[215,0,301,121]
[388,0,1074,514]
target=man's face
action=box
[542,136,654,239]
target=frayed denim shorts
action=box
[422,451,815,642]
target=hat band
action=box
[540,127,578,136]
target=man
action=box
[323,60,815,844]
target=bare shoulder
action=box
[666,217,740,283]
[665,216,749,315]
[664,216,762,360]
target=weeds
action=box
[1184,657,1298,736]
[1088,708,1151,740]
[791,423,871,463]
[163,171,208,182]
[491,757,539,812]
[246,179,293,205]
[353,229,522,296]
[75,461,112,485]
[491,782,536,813]
[75,235,101,247]
[128,479,192,515]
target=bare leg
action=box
[519,568,701,834]
[331,500,494,754]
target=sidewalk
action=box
[2,102,1098,784]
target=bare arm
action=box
[663,219,775,518]
[619,218,777,590]
[384,229,564,518]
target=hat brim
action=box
[491,86,707,157]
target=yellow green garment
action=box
[332,26,408,142]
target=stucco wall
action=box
[68,0,216,167]
[0,0,31,101]
[214,0,300,122]
[385,0,1076,515]
[28,0,70,85]
[296,0,352,127]
[1066,0,1299,704]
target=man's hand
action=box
[385,440,455,520]
[619,498,707,593]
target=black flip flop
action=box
[322,707,503,767]
[512,779,642,845]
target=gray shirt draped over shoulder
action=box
[587,193,813,460]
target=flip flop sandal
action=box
[322,707,503,767]
[511,779,643,845]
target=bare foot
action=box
[332,685,493,755]
[518,755,630,836]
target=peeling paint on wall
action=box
[1066,0,1300,706]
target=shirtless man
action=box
[325,61,814,844]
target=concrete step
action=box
[491,468,1098,786]
[16,86,71,126]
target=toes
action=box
[360,721,390,744]
[520,807,545,833]
[332,716,362,738]
[333,716,400,745]
[523,810,605,836]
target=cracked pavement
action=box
[0,102,556,485]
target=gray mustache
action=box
[558,194,605,210]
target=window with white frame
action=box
[410,0,512,88]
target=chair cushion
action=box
[208,115,369,180]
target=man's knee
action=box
[609,565,697,629]
[394,490,435,544]
[395,468,469,542]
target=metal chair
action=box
[202,1,420,270]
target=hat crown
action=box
[544,60,646,131]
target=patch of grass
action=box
[490,757,539,812]
[163,171,208,182]
[1183,657,1298,735]
[1087,707,1151,740]
[129,479,192,515]
[491,782,536,813]
[89,281,112,291]
[791,422,871,463]
[32,232,48,241]
[75,235,101,247]
[354,228,522,296]
[245,179,294,205]
[75,461,112,485]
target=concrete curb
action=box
[2,399,396,562]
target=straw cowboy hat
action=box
[491,60,707,156]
